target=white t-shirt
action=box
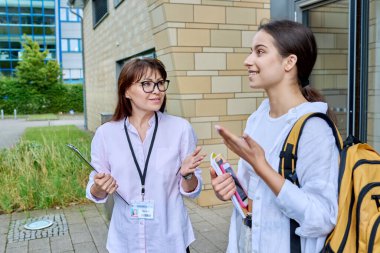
[227,99,340,253]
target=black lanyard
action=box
[124,112,158,201]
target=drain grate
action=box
[7,213,68,243]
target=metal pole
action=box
[14,109,17,119]
[1,109,3,119]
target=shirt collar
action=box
[122,111,163,129]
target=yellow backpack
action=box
[279,112,380,253]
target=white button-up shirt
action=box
[227,99,339,253]
[86,112,202,253]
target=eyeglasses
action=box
[138,80,170,93]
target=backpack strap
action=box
[278,112,343,253]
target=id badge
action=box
[130,200,154,220]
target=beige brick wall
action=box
[148,0,269,206]
[83,0,270,207]
[83,0,155,130]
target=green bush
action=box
[0,77,83,114]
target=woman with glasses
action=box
[86,58,205,253]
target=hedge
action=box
[0,77,83,114]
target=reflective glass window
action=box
[8,26,20,35]
[9,15,19,24]
[21,26,32,34]
[33,26,43,35]
[93,0,108,26]
[0,61,12,68]
[7,7,19,13]
[0,42,9,48]
[61,39,68,51]
[33,16,43,25]
[44,8,55,15]
[45,16,55,25]
[45,27,55,35]
[0,26,8,33]
[69,39,79,51]
[20,7,30,14]
[10,42,21,49]
[60,8,67,21]
[0,15,6,24]
[307,0,349,136]
[68,10,77,21]
[21,16,31,25]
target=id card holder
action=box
[130,200,154,220]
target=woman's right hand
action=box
[210,167,236,201]
[90,173,118,199]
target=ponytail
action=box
[301,86,337,124]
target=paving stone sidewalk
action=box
[0,199,232,253]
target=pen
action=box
[66,144,130,205]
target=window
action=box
[68,9,78,21]
[60,8,67,20]
[305,0,349,137]
[69,39,79,51]
[113,0,124,8]
[93,0,108,27]
[61,39,68,51]
[61,39,81,52]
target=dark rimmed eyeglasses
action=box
[138,80,170,93]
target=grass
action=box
[0,125,93,214]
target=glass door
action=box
[302,0,349,136]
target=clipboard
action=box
[67,144,129,205]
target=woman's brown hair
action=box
[259,20,336,121]
[111,58,167,122]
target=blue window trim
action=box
[61,38,82,52]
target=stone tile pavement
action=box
[0,199,232,253]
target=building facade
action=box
[82,0,379,207]
[58,0,83,83]
[83,0,269,206]
[0,0,56,76]
[0,0,83,84]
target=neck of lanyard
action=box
[124,112,158,201]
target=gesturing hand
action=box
[91,173,118,199]
[179,146,206,177]
[215,125,267,173]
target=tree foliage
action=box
[0,36,83,114]
[16,35,62,91]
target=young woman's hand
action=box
[90,173,118,199]
[179,146,205,177]
[210,167,236,201]
[215,125,267,172]
[215,125,285,195]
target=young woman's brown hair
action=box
[111,58,167,121]
[259,20,336,122]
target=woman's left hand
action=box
[180,146,205,177]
